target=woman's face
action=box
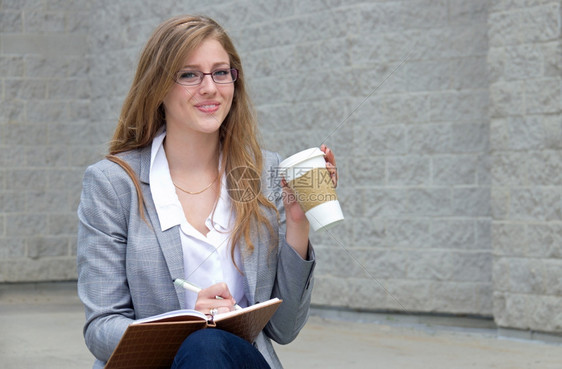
[163,38,234,137]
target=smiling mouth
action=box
[196,104,219,113]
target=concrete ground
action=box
[2,282,562,369]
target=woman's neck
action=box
[163,129,220,176]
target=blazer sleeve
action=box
[263,152,316,344]
[76,162,135,362]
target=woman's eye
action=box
[212,69,231,80]
[213,69,229,76]
[179,71,198,79]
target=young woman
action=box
[77,15,337,369]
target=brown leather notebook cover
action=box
[104,298,282,369]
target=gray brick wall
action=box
[0,0,91,281]
[1,0,561,334]
[489,0,562,333]
[282,0,492,317]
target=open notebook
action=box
[105,298,282,369]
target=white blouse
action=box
[149,129,247,309]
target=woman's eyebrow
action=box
[181,62,230,69]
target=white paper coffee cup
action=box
[279,148,344,231]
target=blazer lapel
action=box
[138,146,187,309]
[241,238,258,305]
[241,218,270,305]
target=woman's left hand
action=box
[281,145,337,258]
[282,144,338,224]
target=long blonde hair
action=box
[108,15,277,263]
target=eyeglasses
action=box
[174,68,238,86]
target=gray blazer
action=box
[77,145,315,369]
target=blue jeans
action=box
[171,329,271,369]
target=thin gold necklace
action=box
[172,174,219,195]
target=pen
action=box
[173,278,242,310]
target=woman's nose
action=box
[198,74,217,94]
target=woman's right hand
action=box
[194,282,237,315]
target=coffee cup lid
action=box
[279,147,324,169]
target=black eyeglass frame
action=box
[174,68,239,86]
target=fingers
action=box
[321,145,338,187]
[281,182,297,205]
[209,306,231,315]
[194,282,237,314]
[320,144,336,166]
[205,282,233,300]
